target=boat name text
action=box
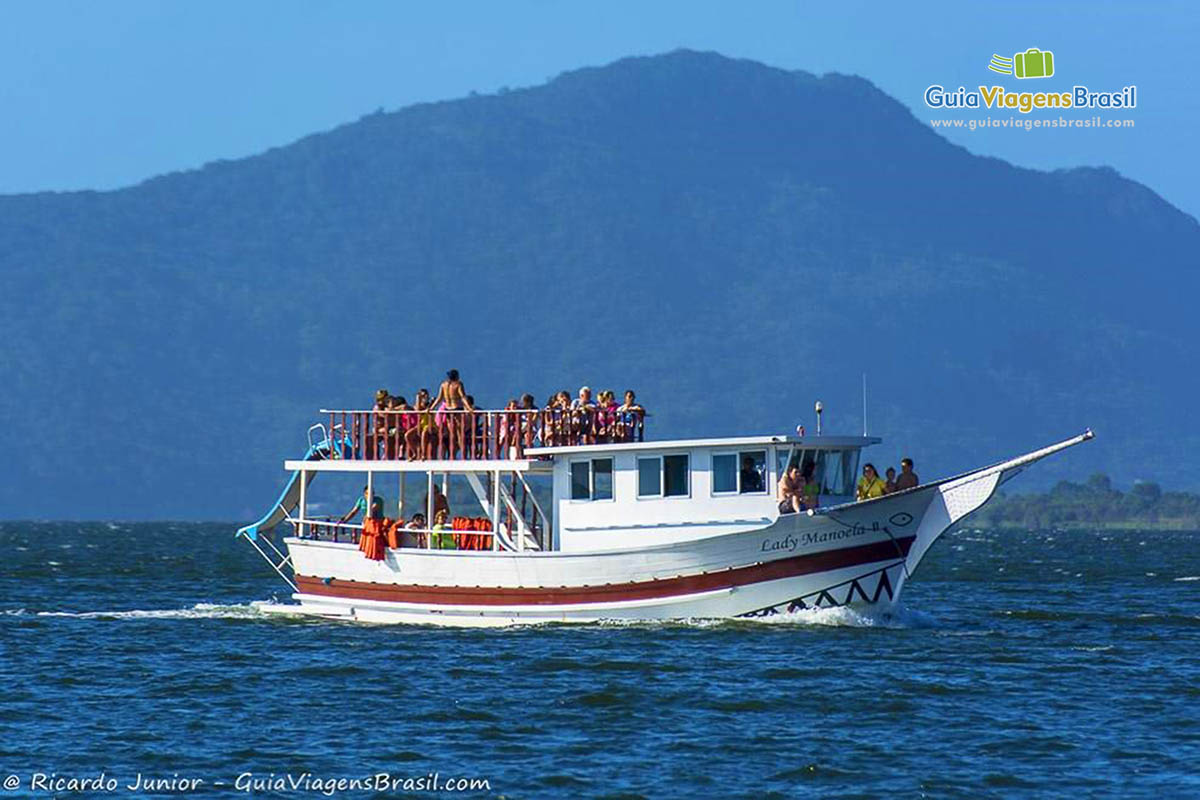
[760,522,880,553]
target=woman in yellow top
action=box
[856,463,887,501]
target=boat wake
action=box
[581,604,936,630]
[742,603,936,629]
[30,603,267,620]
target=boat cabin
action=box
[531,435,878,551]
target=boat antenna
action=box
[814,400,823,436]
[862,373,868,437]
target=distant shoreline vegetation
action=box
[970,474,1200,530]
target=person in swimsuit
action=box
[429,369,473,458]
[518,393,538,448]
[405,390,434,459]
[778,464,803,514]
[384,395,408,459]
[595,390,619,442]
[369,390,391,459]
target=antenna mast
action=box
[862,373,868,436]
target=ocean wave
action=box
[1173,575,1200,582]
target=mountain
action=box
[2,49,1196,519]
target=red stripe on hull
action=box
[294,536,914,607]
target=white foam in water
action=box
[585,605,933,630]
[34,603,265,620]
[745,603,935,629]
[1174,576,1200,582]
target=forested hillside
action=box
[1,50,1196,518]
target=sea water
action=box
[1,523,1197,798]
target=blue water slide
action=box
[236,433,349,541]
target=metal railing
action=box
[319,407,645,462]
[295,516,497,551]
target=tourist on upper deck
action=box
[518,393,538,448]
[740,456,764,493]
[856,464,887,501]
[546,391,571,446]
[571,386,595,410]
[572,386,597,443]
[370,390,391,458]
[430,369,473,458]
[385,395,411,459]
[617,390,645,442]
[405,391,435,460]
[618,390,644,413]
[593,390,619,442]
[778,464,803,515]
[894,458,919,491]
[885,467,898,494]
[498,398,519,455]
[340,485,384,525]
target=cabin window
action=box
[712,454,738,494]
[637,457,662,497]
[664,454,689,497]
[593,458,613,500]
[779,447,861,496]
[571,458,614,501]
[712,450,767,495]
[637,454,689,498]
[739,450,767,494]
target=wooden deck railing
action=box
[320,407,645,462]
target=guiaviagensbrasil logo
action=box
[924,47,1136,114]
[989,48,1054,79]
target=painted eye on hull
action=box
[889,512,914,527]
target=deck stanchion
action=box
[298,466,307,538]
[426,471,434,550]
[398,472,405,522]
[491,470,501,551]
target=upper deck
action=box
[306,408,876,470]
[313,406,647,466]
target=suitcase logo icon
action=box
[988,48,1055,79]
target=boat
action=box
[237,402,1093,626]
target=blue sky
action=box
[1,1,1196,217]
